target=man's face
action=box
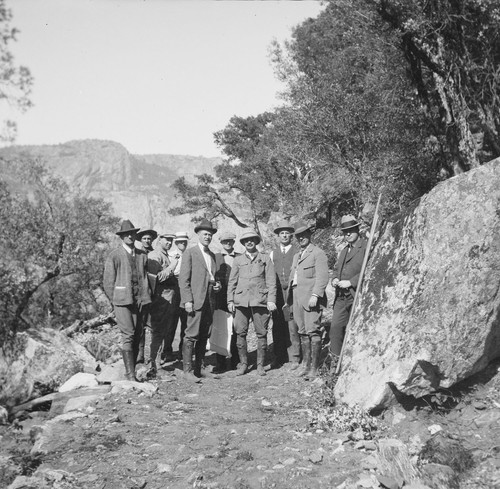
[278,230,292,246]
[242,238,258,253]
[141,234,153,248]
[221,239,235,253]
[175,240,187,252]
[121,231,136,248]
[296,231,311,249]
[343,227,360,244]
[198,230,213,247]
[159,236,173,251]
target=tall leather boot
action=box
[257,338,267,376]
[296,335,311,377]
[122,350,138,382]
[236,337,248,376]
[306,336,322,380]
[182,339,201,383]
[194,338,208,378]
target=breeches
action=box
[292,288,322,337]
[234,306,270,339]
[114,304,146,352]
[329,297,353,356]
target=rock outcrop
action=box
[0,328,97,409]
[334,158,500,411]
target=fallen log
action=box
[63,312,115,337]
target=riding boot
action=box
[296,335,311,377]
[257,338,267,376]
[236,337,248,376]
[213,353,227,374]
[136,332,145,364]
[122,350,138,382]
[194,338,207,378]
[306,336,322,380]
[182,339,200,383]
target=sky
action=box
[5,0,324,157]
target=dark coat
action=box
[332,238,367,296]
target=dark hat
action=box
[116,220,140,236]
[340,215,360,231]
[158,232,176,239]
[239,229,261,245]
[194,218,217,234]
[219,231,236,242]
[273,220,295,235]
[136,228,158,240]
[293,221,314,235]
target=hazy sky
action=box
[6,0,324,157]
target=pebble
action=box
[473,401,487,410]
[364,441,377,451]
[309,452,323,464]
[261,400,272,407]
[427,424,442,435]
[272,464,285,469]
[361,454,378,470]
[256,465,266,470]
[283,458,295,465]
[157,463,172,473]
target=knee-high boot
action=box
[182,339,200,383]
[296,335,311,377]
[306,336,322,379]
[257,338,267,376]
[236,336,248,376]
[122,350,138,382]
[194,338,208,378]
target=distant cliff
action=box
[0,139,222,236]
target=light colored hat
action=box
[239,229,261,245]
[273,220,295,235]
[293,221,314,235]
[174,231,189,242]
[340,215,360,231]
[219,231,236,242]
[159,232,176,239]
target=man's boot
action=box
[122,350,138,382]
[296,335,311,377]
[306,336,322,380]
[256,338,267,376]
[194,339,207,378]
[236,338,248,376]
[183,339,201,383]
[136,333,145,364]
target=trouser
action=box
[114,303,147,360]
[164,284,182,353]
[176,308,189,353]
[184,289,215,342]
[215,326,239,369]
[329,297,353,356]
[292,289,322,339]
[150,292,176,363]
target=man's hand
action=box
[267,302,277,312]
[308,295,318,309]
[337,280,351,289]
[185,302,194,314]
[157,269,170,282]
[213,281,222,293]
[331,277,340,288]
[227,302,235,314]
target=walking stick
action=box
[335,194,382,375]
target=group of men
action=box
[103,214,366,383]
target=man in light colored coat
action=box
[227,230,277,376]
[179,219,221,382]
[288,221,329,379]
[103,220,151,381]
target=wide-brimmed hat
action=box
[194,218,217,234]
[239,230,261,245]
[273,220,295,235]
[174,231,189,242]
[116,220,140,236]
[340,215,360,231]
[159,232,176,239]
[136,228,158,240]
[219,231,236,242]
[293,221,314,235]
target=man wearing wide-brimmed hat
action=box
[103,220,152,381]
[179,219,221,382]
[136,228,158,254]
[329,215,367,369]
[287,221,329,380]
[227,229,277,376]
[270,220,300,370]
[146,231,180,377]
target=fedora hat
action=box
[219,231,236,242]
[136,228,158,240]
[293,221,314,235]
[158,232,176,239]
[340,215,360,231]
[239,229,261,245]
[194,218,217,234]
[116,220,140,236]
[174,231,189,242]
[273,220,295,235]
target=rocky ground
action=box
[1,327,500,489]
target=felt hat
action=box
[293,221,314,235]
[136,228,158,240]
[340,215,360,231]
[158,232,176,239]
[174,231,189,242]
[116,220,140,236]
[219,231,236,242]
[273,220,295,235]
[239,229,261,245]
[194,218,217,234]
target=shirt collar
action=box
[122,243,135,255]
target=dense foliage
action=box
[0,160,119,343]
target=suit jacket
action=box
[103,246,151,307]
[179,245,217,310]
[332,238,367,293]
[288,244,329,310]
[227,252,277,308]
[214,251,240,311]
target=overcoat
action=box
[227,252,277,308]
[288,244,329,310]
[179,245,217,310]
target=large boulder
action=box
[334,159,500,411]
[0,328,97,409]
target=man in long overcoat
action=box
[179,219,221,382]
[288,221,329,379]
